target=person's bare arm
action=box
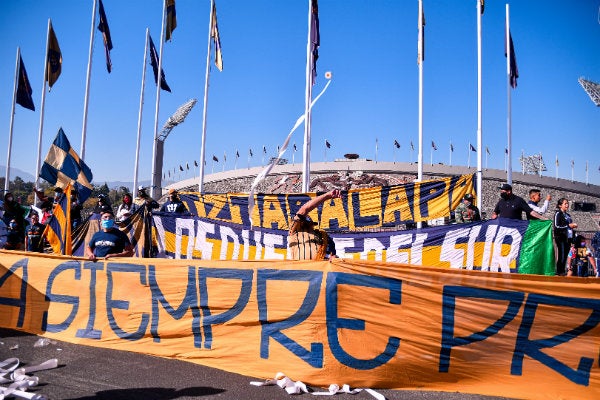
[297,189,341,217]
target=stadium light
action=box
[578,77,600,106]
[519,153,547,175]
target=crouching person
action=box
[85,210,134,261]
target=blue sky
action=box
[1,0,599,188]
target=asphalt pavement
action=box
[0,328,515,400]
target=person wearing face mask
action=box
[25,212,45,252]
[567,235,597,277]
[4,218,24,250]
[490,183,545,220]
[2,192,27,234]
[116,193,138,223]
[85,210,134,261]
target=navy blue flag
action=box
[40,128,94,202]
[149,34,171,92]
[505,31,519,89]
[394,140,400,149]
[310,0,320,85]
[47,22,62,88]
[470,143,477,152]
[165,0,177,41]
[16,54,35,111]
[431,141,437,150]
[325,140,331,148]
[97,0,113,73]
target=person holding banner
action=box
[85,210,133,261]
[491,183,545,220]
[288,189,341,260]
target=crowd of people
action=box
[3,182,599,277]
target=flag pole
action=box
[199,0,215,194]
[302,0,315,193]
[150,0,167,199]
[5,48,20,194]
[506,4,512,185]
[417,0,424,229]
[80,0,98,161]
[133,29,149,198]
[476,0,483,211]
[35,19,52,189]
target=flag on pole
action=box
[486,146,490,155]
[211,1,224,71]
[505,148,508,154]
[40,128,94,202]
[505,31,519,89]
[97,0,113,73]
[165,0,177,41]
[262,145,267,154]
[249,148,253,157]
[418,6,425,64]
[16,54,35,111]
[224,152,227,162]
[555,156,559,167]
[431,140,437,150]
[480,0,485,14]
[325,140,331,148]
[450,143,454,152]
[410,141,414,151]
[470,143,477,152]
[310,0,320,85]
[179,165,183,171]
[212,155,219,162]
[571,160,574,168]
[186,162,189,170]
[293,143,297,152]
[236,150,239,158]
[43,184,72,255]
[149,34,171,92]
[194,160,198,167]
[394,140,400,149]
[47,22,62,88]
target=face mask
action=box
[581,242,586,247]
[55,192,61,198]
[101,219,114,229]
[500,192,510,200]
[9,222,17,229]
[6,196,13,202]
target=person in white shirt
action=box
[526,188,551,219]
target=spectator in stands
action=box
[160,189,187,214]
[526,188,551,219]
[116,193,138,224]
[553,198,577,276]
[491,183,545,220]
[454,193,481,223]
[2,192,28,234]
[25,212,45,253]
[592,222,600,270]
[288,189,341,260]
[134,186,159,210]
[4,218,24,250]
[85,210,133,261]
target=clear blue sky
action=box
[1,0,599,188]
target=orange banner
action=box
[1,250,598,399]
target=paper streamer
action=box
[0,358,58,400]
[248,79,333,227]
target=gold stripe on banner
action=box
[1,251,598,399]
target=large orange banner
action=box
[1,250,598,399]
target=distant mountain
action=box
[0,166,35,182]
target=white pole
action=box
[35,19,51,189]
[476,0,483,211]
[417,0,423,183]
[133,29,149,198]
[506,4,512,185]
[150,0,167,199]
[5,48,20,193]
[302,0,315,193]
[199,0,215,194]
[80,0,97,161]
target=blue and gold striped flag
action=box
[43,184,72,255]
[39,128,94,202]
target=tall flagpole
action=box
[4,48,20,193]
[35,19,51,189]
[150,0,167,199]
[199,0,215,194]
[506,4,512,185]
[80,0,97,161]
[476,0,483,211]
[302,0,315,193]
[133,29,149,198]
[417,0,423,185]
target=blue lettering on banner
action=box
[43,261,82,333]
[76,262,104,339]
[198,267,254,349]
[106,263,150,341]
[326,272,402,369]
[512,293,600,386]
[257,269,324,367]
[351,192,380,228]
[418,180,446,220]
[440,286,524,373]
[149,265,202,347]
[0,258,28,328]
